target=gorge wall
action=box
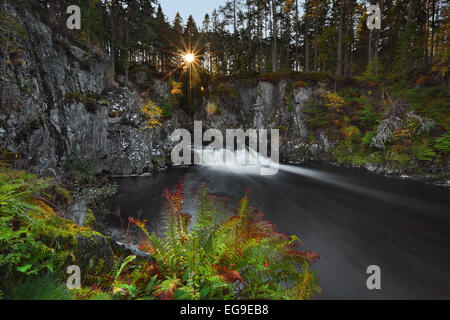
[197,77,448,184]
[1,1,447,185]
[197,80,332,163]
[0,1,177,177]
[0,0,326,179]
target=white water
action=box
[192,147,276,175]
[192,148,420,204]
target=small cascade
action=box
[192,147,275,174]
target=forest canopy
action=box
[33,0,449,79]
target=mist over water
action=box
[109,148,450,299]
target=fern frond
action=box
[115,255,136,279]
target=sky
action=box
[159,0,227,26]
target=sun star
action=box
[183,52,195,64]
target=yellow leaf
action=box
[141,100,163,129]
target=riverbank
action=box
[325,160,449,188]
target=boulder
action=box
[74,234,115,277]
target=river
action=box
[108,162,450,300]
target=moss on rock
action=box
[74,234,115,277]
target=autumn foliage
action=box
[129,180,320,300]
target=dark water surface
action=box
[109,163,450,300]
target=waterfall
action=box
[192,147,275,174]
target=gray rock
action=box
[0,1,175,177]
[293,87,312,139]
[65,196,87,226]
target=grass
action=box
[5,273,75,300]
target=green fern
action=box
[129,181,321,300]
[144,275,159,296]
[115,255,136,279]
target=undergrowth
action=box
[298,72,449,172]
[122,180,321,300]
[0,157,320,300]
[0,163,102,299]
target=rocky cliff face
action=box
[0,1,174,177]
[1,1,445,185]
[0,1,345,178]
[253,81,332,162]
[198,80,332,163]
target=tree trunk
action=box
[424,0,430,64]
[336,0,345,77]
[248,3,253,71]
[286,13,291,69]
[368,29,372,73]
[344,0,352,76]
[314,1,319,72]
[305,15,310,72]
[375,0,383,74]
[272,0,278,73]
[295,0,299,71]
[259,11,263,73]
[233,0,237,34]
[430,0,437,62]
[110,0,116,78]
[124,7,130,85]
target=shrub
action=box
[64,155,94,188]
[362,131,377,146]
[302,101,329,130]
[170,80,183,96]
[293,81,308,89]
[389,151,412,164]
[53,185,72,205]
[205,102,219,115]
[64,91,84,104]
[158,98,173,118]
[394,86,448,126]
[80,183,118,219]
[434,132,450,154]
[141,100,163,129]
[325,93,345,112]
[360,104,379,127]
[341,126,361,142]
[411,144,436,161]
[63,155,117,226]
[258,71,291,83]
[212,83,238,100]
